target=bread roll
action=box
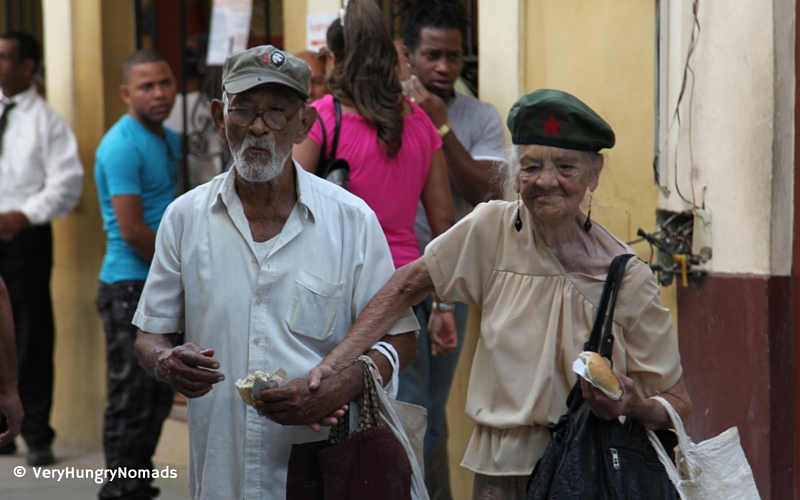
[235,369,286,406]
[579,352,623,400]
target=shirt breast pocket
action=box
[287,269,344,341]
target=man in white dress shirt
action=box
[133,46,419,500]
[0,32,83,466]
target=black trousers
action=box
[0,223,56,448]
[96,281,173,500]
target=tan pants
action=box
[471,473,529,500]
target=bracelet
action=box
[437,122,452,139]
[432,300,455,312]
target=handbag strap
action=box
[327,358,382,445]
[330,98,342,159]
[584,254,636,361]
[650,396,695,465]
[647,396,701,486]
[315,113,328,171]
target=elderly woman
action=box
[309,89,692,499]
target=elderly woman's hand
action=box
[580,371,643,421]
[581,373,693,431]
[255,376,353,429]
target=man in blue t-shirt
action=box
[94,49,179,500]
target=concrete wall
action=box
[660,1,797,497]
[658,0,794,276]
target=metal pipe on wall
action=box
[28,0,34,34]
[264,0,270,46]
[14,0,21,30]
[180,0,189,194]
[135,0,143,49]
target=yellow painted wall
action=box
[46,0,135,450]
[445,2,675,497]
[524,0,656,245]
[282,0,308,54]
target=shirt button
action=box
[256,299,262,305]
[252,258,258,265]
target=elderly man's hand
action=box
[408,76,448,128]
[155,343,225,398]
[255,375,355,428]
[0,212,30,241]
[0,390,23,447]
[429,310,457,356]
[580,371,643,420]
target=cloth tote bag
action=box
[647,395,761,500]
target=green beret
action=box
[507,89,615,152]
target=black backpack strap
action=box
[315,113,327,177]
[330,98,342,158]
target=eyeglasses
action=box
[225,95,302,130]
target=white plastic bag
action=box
[646,395,761,500]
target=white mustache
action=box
[240,138,276,153]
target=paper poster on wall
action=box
[207,0,254,66]
[306,13,339,52]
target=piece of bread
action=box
[235,369,286,406]
[579,352,623,400]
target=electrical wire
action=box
[654,0,701,207]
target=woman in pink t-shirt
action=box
[293,0,454,270]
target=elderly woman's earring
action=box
[583,194,593,233]
[515,196,523,232]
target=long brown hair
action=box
[326,0,404,157]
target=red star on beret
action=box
[260,52,271,67]
[540,113,564,136]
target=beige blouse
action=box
[423,200,683,476]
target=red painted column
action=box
[677,275,793,500]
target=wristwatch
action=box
[437,122,452,139]
[432,300,455,312]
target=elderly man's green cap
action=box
[507,89,615,152]
[222,45,310,100]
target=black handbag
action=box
[526,254,679,500]
[315,98,350,190]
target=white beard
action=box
[232,137,291,183]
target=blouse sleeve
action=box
[423,201,502,307]
[622,264,684,396]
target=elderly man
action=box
[134,46,418,500]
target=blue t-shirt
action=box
[95,114,180,283]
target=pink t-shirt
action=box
[309,94,442,268]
